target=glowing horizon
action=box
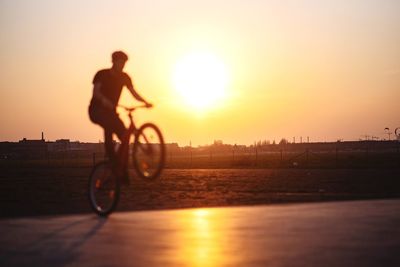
[0,0,399,146]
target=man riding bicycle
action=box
[89,51,152,181]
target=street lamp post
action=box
[384,127,392,141]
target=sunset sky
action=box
[0,0,399,146]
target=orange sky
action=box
[0,0,399,146]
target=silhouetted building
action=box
[0,142,18,159]
[54,139,70,151]
[165,143,179,152]
[16,138,47,159]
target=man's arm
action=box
[93,83,114,110]
[127,84,152,107]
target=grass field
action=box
[1,165,399,218]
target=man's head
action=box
[111,51,128,72]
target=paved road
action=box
[1,199,399,266]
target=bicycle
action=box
[88,104,166,216]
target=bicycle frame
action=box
[113,105,146,176]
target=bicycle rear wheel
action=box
[133,123,166,180]
[88,161,120,216]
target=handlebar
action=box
[117,104,153,113]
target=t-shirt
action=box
[90,69,132,110]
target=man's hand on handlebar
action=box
[117,102,153,112]
[144,102,153,108]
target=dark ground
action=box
[1,166,399,218]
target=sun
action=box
[173,52,229,111]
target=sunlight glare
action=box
[173,52,229,112]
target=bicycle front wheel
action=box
[133,123,165,180]
[88,161,120,216]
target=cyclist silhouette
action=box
[89,51,152,180]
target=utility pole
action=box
[190,140,192,167]
[255,144,258,166]
[361,134,370,141]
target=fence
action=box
[1,142,399,169]
[164,144,400,169]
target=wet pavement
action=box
[0,199,399,266]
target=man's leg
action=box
[104,129,117,163]
[91,108,125,162]
[106,112,129,184]
[90,107,128,182]
[110,113,126,142]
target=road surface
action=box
[1,199,399,266]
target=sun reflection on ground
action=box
[176,208,223,267]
